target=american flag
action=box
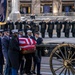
[19,38,36,53]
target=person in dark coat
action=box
[8,30,20,75]
[71,20,75,37]
[55,20,62,38]
[63,19,71,38]
[15,19,23,31]
[1,30,11,75]
[32,32,43,75]
[0,30,4,75]
[47,20,54,38]
[39,20,47,38]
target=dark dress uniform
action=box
[35,25,39,32]
[8,21,14,34]
[8,35,20,74]
[32,37,43,75]
[4,22,9,30]
[23,36,34,74]
[39,21,46,38]
[71,21,75,37]
[15,21,22,31]
[1,25,4,30]
[55,21,62,38]
[30,21,36,35]
[63,21,71,38]
[0,36,4,74]
[22,21,29,36]
[47,21,54,38]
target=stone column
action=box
[32,0,40,14]
[53,0,62,15]
[9,0,21,22]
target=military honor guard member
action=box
[0,30,4,75]
[63,19,71,38]
[35,24,39,32]
[22,20,29,36]
[39,20,47,38]
[71,19,75,37]
[55,19,62,38]
[8,20,14,34]
[47,20,54,38]
[32,32,43,75]
[23,30,34,75]
[15,19,23,31]
[30,20,36,35]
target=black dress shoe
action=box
[32,71,36,74]
[37,74,42,75]
[26,73,32,75]
[26,72,33,75]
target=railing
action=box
[21,12,75,16]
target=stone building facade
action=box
[8,0,75,15]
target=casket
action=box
[19,38,36,54]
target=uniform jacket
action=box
[47,21,54,32]
[15,21,22,30]
[8,21,14,30]
[63,21,71,32]
[55,21,62,32]
[0,37,4,65]
[30,21,36,32]
[71,21,75,32]
[35,37,43,57]
[39,21,46,32]
[1,35,10,52]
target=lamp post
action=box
[9,0,21,22]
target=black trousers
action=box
[48,32,53,38]
[65,32,69,38]
[20,54,25,74]
[41,32,45,38]
[72,32,75,37]
[57,32,61,38]
[24,53,32,73]
[24,31,27,36]
[0,65,3,74]
[32,55,41,75]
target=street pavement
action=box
[4,33,75,75]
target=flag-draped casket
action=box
[19,38,36,54]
